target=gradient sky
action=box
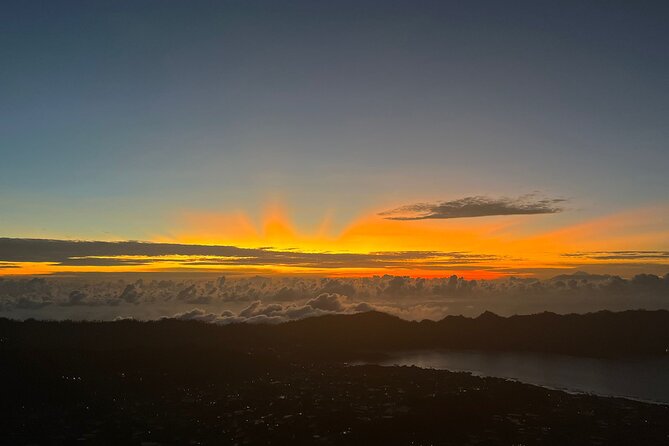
[1,0,668,278]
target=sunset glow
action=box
[3,202,666,278]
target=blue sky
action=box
[2,0,668,242]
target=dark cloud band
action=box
[379,195,566,220]
[0,238,498,270]
[563,251,669,261]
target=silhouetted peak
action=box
[551,271,613,282]
[477,311,502,320]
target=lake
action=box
[375,350,669,404]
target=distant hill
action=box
[2,309,669,358]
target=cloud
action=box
[170,293,375,325]
[175,284,214,304]
[0,237,501,272]
[61,290,88,306]
[221,273,668,319]
[563,251,669,261]
[171,308,222,323]
[379,195,565,220]
[14,297,53,310]
[119,284,142,304]
[2,272,669,318]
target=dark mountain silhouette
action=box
[3,310,669,444]
[3,309,669,358]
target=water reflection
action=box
[378,350,669,404]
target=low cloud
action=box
[63,290,88,306]
[170,293,372,324]
[119,284,142,304]
[379,195,565,220]
[2,272,668,319]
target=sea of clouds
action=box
[1,273,668,322]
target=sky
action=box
[1,0,668,281]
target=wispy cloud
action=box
[379,195,566,220]
[563,251,669,261]
[0,238,499,271]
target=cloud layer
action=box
[563,251,669,261]
[2,272,668,321]
[171,293,374,324]
[379,195,566,220]
[0,238,498,271]
[3,236,667,280]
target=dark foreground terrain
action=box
[3,311,669,445]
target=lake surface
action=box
[376,350,669,404]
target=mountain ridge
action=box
[3,309,669,358]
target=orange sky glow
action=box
[4,203,667,279]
